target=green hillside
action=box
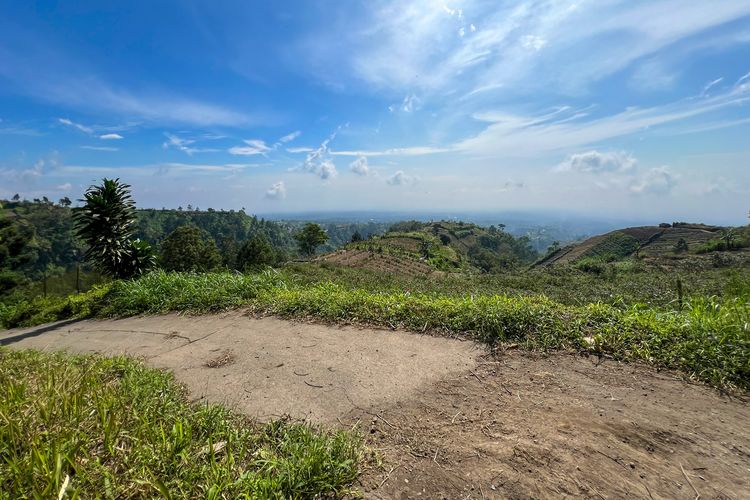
[319,220,537,274]
[538,223,750,268]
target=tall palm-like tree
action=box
[73,178,154,278]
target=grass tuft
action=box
[0,349,363,498]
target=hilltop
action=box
[318,220,537,275]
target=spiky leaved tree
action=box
[73,178,155,278]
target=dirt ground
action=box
[2,313,749,499]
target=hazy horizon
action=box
[1,1,749,223]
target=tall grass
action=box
[0,349,363,498]
[2,269,748,390]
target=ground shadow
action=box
[0,319,82,346]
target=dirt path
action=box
[2,313,749,498]
[1,312,478,423]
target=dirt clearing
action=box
[2,313,748,498]
[0,312,478,423]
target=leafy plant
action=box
[73,179,155,279]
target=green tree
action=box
[673,238,689,254]
[59,196,72,207]
[721,229,737,250]
[350,230,364,243]
[295,223,328,257]
[73,178,155,279]
[159,225,221,272]
[236,234,277,270]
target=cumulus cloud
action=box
[265,181,287,200]
[99,133,123,140]
[629,166,678,195]
[56,182,72,191]
[386,170,417,186]
[556,150,637,174]
[229,139,271,156]
[292,128,343,180]
[349,156,370,176]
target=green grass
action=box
[2,267,749,391]
[0,349,363,499]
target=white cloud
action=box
[520,35,546,51]
[557,150,637,174]
[386,170,417,186]
[457,84,750,157]
[99,133,123,140]
[56,182,72,191]
[349,156,370,176]
[331,146,454,157]
[301,0,750,98]
[291,127,343,180]
[701,77,724,96]
[58,118,93,134]
[630,60,677,91]
[229,139,271,156]
[629,166,679,195]
[279,131,301,143]
[286,146,315,153]
[81,145,119,152]
[265,181,287,200]
[163,133,194,154]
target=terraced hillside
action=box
[317,221,537,275]
[538,223,726,266]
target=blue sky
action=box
[1,0,749,223]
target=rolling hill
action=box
[536,222,742,266]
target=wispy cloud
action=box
[229,139,271,156]
[81,145,119,152]
[286,146,315,154]
[331,146,455,157]
[701,77,724,96]
[58,118,93,134]
[301,0,750,97]
[99,133,123,140]
[0,31,265,127]
[163,133,220,155]
[278,131,301,143]
[456,84,750,157]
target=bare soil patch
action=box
[2,314,748,498]
[1,312,478,423]
[355,351,750,499]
